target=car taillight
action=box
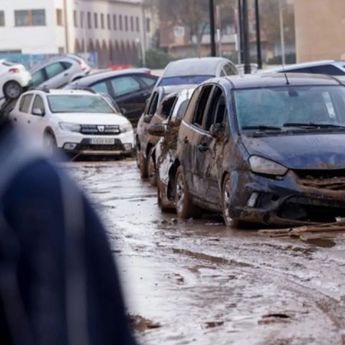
[9,68,20,73]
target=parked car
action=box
[155,57,238,88]
[136,84,189,179]
[261,60,345,76]
[10,89,134,157]
[169,73,345,226]
[65,68,158,126]
[0,59,31,100]
[30,54,91,89]
[148,87,196,211]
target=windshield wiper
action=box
[283,122,345,129]
[242,125,282,131]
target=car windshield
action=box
[234,85,345,132]
[47,95,114,113]
[158,75,213,86]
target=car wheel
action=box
[147,148,157,187]
[3,81,22,100]
[157,183,172,212]
[222,175,234,227]
[44,132,57,154]
[138,151,148,178]
[175,166,198,219]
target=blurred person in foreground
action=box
[0,98,137,345]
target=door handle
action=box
[13,117,17,122]
[183,136,189,144]
[64,73,69,77]
[198,143,209,152]
[27,120,31,124]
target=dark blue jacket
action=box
[0,124,137,345]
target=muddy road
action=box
[68,159,345,345]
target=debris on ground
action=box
[205,321,224,328]
[128,314,161,332]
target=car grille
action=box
[294,169,345,190]
[80,125,121,135]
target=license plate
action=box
[90,138,115,145]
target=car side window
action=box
[110,76,141,97]
[192,85,213,127]
[137,75,157,87]
[203,87,226,131]
[223,63,237,76]
[61,61,72,70]
[91,81,109,94]
[19,94,33,113]
[31,69,46,87]
[161,96,177,118]
[148,92,159,115]
[308,65,345,76]
[31,95,45,115]
[45,62,65,79]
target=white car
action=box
[10,89,135,156]
[30,55,91,89]
[0,60,32,100]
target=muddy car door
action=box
[180,84,214,198]
[200,86,228,207]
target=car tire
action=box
[157,183,172,212]
[138,151,148,179]
[222,174,236,227]
[3,81,22,100]
[175,166,198,219]
[44,132,57,154]
[147,148,157,187]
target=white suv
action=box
[10,89,134,156]
[30,55,91,89]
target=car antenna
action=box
[281,64,290,85]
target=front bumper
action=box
[230,169,345,225]
[56,131,135,156]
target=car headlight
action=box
[249,155,288,176]
[59,122,81,133]
[120,122,133,133]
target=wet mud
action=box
[67,159,345,345]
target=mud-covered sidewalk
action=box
[69,160,345,345]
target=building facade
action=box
[294,0,345,62]
[0,0,153,67]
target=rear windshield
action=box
[158,75,213,86]
[234,85,345,130]
[47,95,114,113]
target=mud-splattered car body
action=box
[136,85,190,179]
[172,73,345,225]
[151,87,196,210]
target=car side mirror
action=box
[148,123,166,137]
[210,123,225,140]
[120,107,127,115]
[143,114,153,124]
[32,108,45,116]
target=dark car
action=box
[155,57,238,88]
[65,68,158,126]
[148,87,195,210]
[136,85,189,179]
[168,73,345,226]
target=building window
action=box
[146,18,151,33]
[124,15,128,31]
[130,16,134,31]
[107,14,111,30]
[73,10,77,27]
[94,13,98,29]
[80,11,84,28]
[101,13,104,29]
[136,16,139,32]
[0,11,5,27]
[15,9,46,26]
[87,12,91,29]
[56,9,63,26]
[119,15,123,31]
[113,14,117,30]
